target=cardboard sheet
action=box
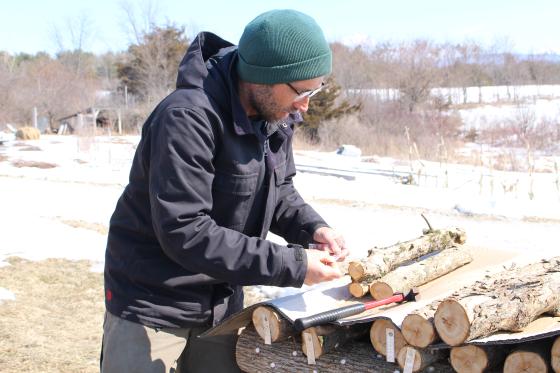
[204,246,560,345]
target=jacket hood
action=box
[176,32,235,90]
[174,31,303,136]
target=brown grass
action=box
[11,160,58,169]
[56,218,109,235]
[292,131,321,151]
[0,257,268,372]
[0,257,104,372]
[0,154,7,162]
[15,127,40,140]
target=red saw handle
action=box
[293,293,405,332]
[363,293,405,310]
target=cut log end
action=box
[504,350,548,373]
[251,306,286,343]
[369,282,393,300]
[552,336,560,373]
[396,346,423,372]
[301,327,324,359]
[451,228,467,244]
[348,261,365,281]
[369,319,406,356]
[397,345,446,373]
[450,345,489,373]
[348,282,369,298]
[401,314,437,348]
[434,299,471,346]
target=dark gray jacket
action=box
[104,32,328,329]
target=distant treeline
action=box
[332,40,560,88]
[1,25,559,128]
[1,25,559,159]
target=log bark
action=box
[450,345,508,373]
[369,318,406,358]
[236,324,457,372]
[301,324,368,360]
[552,336,560,373]
[396,345,447,373]
[252,306,292,344]
[434,265,560,346]
[401,300,440,348]
[503,342,552,373]
[369,246,472,300]
[348,227,466,282]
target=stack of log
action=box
[399,256,560,372]
[238,322,560,373]
[236,228,560,372]
[449,339,560,373]
[347,227,468,299]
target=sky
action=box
[1,0,559,56]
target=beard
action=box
[247,85,295,124]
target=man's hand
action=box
[312,226,349,261]
[304,249,343,285]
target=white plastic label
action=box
[403,347,416,373]
[386,328,395,363]
[303,332,316,365]
[261,313,271,345]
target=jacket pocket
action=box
[211,170,258,228]
[274,162,287,186]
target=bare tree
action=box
[443,41,487,104]
[0,53,21,124]
[392,40,441,112]
[331,42,383,90]
[51,13,95,74]
[0,54,99,127]
[523,55,551,97]
[120,0,161,44]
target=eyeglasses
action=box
[286,82,326,102]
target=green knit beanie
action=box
[237,9,332,84]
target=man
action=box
[101,9,348,372]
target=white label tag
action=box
[386,328,395,363]
[303,331,316,365]
[403,347,416,373]
[261,313,271,345]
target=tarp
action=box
[204,246,560,346]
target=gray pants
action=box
[101,312,241,373]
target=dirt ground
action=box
[0,258,104,373]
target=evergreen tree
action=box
[117,24,189,104]
[300,75,361,142]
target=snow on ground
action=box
[1,134,559,302]
[0,287,15,304]
[359,84,560,106]
[458,98,560,131]
[354,84,560,134]
[433,85,560,105]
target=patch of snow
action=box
[1,134,559,295]
[0,287,16,303]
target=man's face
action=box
[247,77,324,123]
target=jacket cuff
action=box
[275,243,307,288]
